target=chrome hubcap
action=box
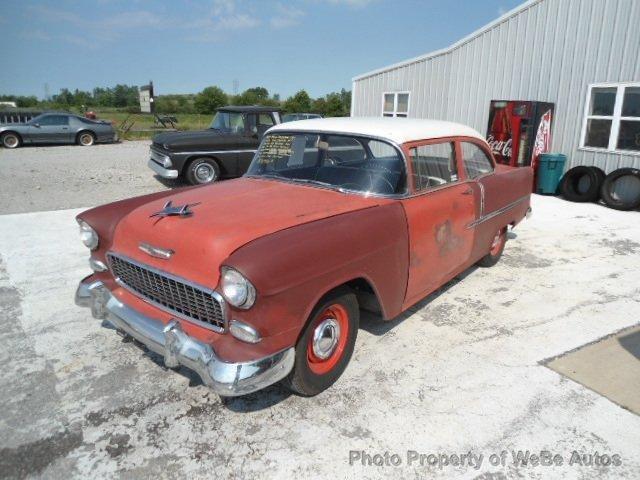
[4,136,17,147]
[81,135,92,145]
[312,318,340,360]
[195,163,215,183]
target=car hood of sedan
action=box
[111,177,386,287]
[153,129,239,150]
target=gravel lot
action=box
[0,141,174,215]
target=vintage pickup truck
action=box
[148,106,281,185]
[76,117,532,397]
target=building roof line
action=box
[352,0,543,82]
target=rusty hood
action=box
[110,177,385,287]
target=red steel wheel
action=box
[284,287,359,396]
[489,228,506,256]
[306,304,350,375]
[478,227,507,267]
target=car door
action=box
[458,140,501,261]
[30,115,70,143]
[236,113,275,174]
[400,139,478,306]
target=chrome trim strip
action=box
[478,180,486,217]
[139,242,174,259]
[466,195,529,229]
[106,252,228,333]
[74,278,294,397]
[172,149,257,155]
[148,159,179,179]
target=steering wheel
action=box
[427,176,447,186]
[326,155,346,166]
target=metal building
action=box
[351,0,640,173]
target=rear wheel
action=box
[477,227,507,267]
[1,132,21,149]
[77,131,96,146]
[284,288,359,396]
[185,157,221,185]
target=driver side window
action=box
[409,142,457,192]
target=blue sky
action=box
[1,0,523,99]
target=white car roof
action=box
[268,117,485,144]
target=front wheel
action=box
[185,158,221,185]
[284,288,359,396]
[1,132,21,149]
[477,227,507,267]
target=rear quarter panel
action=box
[225,202,410,351]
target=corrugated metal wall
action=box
[352,0,640,173]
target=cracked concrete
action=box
[0,195,639,479]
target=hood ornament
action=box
[150,200,200,223]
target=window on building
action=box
[581,83,640,153]
[461,142,494,179]
[409,142,457,192]
[383,92,410,117]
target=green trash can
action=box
[536,153,567,194]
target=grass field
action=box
[96,112,212,140]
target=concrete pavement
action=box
[0,195,639,479]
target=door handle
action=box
[462,188,473,195]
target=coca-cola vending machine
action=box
[486,100,554,170]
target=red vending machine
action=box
[486,100,554,171]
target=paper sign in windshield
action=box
[259,135,293,164]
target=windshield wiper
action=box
[288,178,346,191]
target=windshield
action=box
[247,133,406,195]
[209,111,245,133]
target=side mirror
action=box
[32,123,40,128]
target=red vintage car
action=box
[76,118,532,397]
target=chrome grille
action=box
[107,253,225,331]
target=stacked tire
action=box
[560,166,640,211]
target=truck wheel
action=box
[186,158,220,185]
[477,227,507,267]
[1,132,21,149]
[77,131,96,146]
[284,288,359,396]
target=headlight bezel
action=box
[78,220,99,250]
[220,266,256,310]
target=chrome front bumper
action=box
[148,159,179,179]
[75,277,295,396]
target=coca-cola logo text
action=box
[487,135,512,158]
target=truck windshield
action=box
[246,133,406,195]
[209,112,245,133]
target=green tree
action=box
[194,86,228,114]
[283,90,312,113]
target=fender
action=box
[225,202,410,349]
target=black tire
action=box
[477,227,507,268]
[284,287,359,396]
[590,166,606,200]
[1,132,21,149]
[560,166,600,202]
[600,168,640,211]
[76,131,96,146]
[185,157,221,185]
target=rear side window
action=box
[409,142,457,192]
[461,142,494,179]
[39,115,69,126]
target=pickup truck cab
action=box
[148,105,281,185]
[77,118,532,397]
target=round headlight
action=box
[221,267,256,309]
[78,220,99,250]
